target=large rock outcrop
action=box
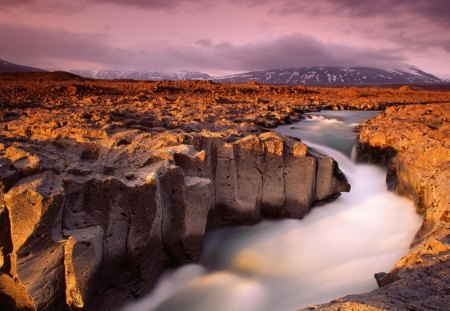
[0,118,349,310]
[308,103,449,310]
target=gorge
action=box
[122,111,423,311]
[0,76,448,310]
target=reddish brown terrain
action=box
[0,73,449,310]
[310,104,450,310]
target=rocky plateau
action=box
[0,73,448,310]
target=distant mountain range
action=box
[70,70,210,81]
[213,66,444,85]
[71,66,445,86]
[0,58,447,85]
[0,59,46,73]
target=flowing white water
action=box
[123,111,423,311]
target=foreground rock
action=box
[0,84,349,309]
[306,103,449,310]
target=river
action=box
[123,110,422,311]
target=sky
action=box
[1,0,449,77]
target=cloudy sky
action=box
[1,0,449,77]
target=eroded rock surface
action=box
[0,76,354,310]
[0,76,448,310]
[308,103,450,311]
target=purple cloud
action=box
[0,0,447,75]
[190,34,405,71]
[0,23,131,67]
[271,0,450,27]
[0,23,405,73]
[0,0,205,11]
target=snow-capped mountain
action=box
[0,59,46,73]
[1,58,446,86]
[213,66,445,85]
[70,70,211,81]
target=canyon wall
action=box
[310,103,449,311]
[0,122,349,310]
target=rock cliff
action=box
[308,103,449,310]
[0,107,349,309]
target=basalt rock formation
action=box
[0,75,449,310]
[0,76,353,310]
[0,130,348,310]
[308,103,450,310]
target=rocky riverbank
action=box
[0,74,449,310]
[0,76,353,310]
[308,103,450,310]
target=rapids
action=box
[123,110,422,311]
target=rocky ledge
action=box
[308,103,450,310]
[0,77,354,310]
